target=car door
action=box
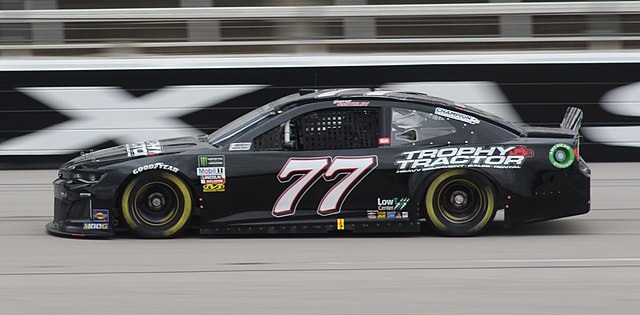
[204,100,392,228]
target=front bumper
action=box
[47,178,114,237]
[506,159,591,226]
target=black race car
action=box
[47,88,590,238]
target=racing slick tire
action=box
[121,171,193,238]
[424,169,496,236]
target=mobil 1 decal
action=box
[396,145,534,173]
[273,156,378,218]
[197,155,226,186]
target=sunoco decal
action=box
[132,163,179,175]
[92,209,109,222]
[126,140,162,157]
[435,107,480,125]
[396,146,533,173]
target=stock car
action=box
[47,88,590,238]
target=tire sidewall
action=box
[121,170,193,238]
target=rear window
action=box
[391,108,456,146]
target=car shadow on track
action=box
[157,219,589,239]
[485,219,589,236]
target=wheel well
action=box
[113,170,199,224]
[413,169,501,220]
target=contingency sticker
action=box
[229,142,252,151]
[92,209,109,222]
[368,210,408,220]
[198,155,226,184]
[334,99,370,107]
[396,146,534,173]
[434,107,480,125]
[83,223,109,230]
[203,183,225,193]
[378,137,391,145]
[377,197,410,211]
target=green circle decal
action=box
[548,143,575,169]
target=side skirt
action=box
[200,221,421,235]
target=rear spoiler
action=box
[560,107,583,133]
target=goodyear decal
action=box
[132,162,179,175]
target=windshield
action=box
[208,93,299,145]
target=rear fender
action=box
[410,168,502,220]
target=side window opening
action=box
[391,108,456,146]
[253,108,380,151]
[253,124,285,151]
[296,108,379,151]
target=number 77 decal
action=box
[272,156,378,217]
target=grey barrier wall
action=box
[0,52,638,169]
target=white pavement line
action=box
[317,257,640,265]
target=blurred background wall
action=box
[0,0,639,168]
[1,0,637,55]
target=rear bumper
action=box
[48,178,114,237]
[506,159,591,226]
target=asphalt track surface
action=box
[1,163,639,314]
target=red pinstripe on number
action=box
[272,156,378,217]
[318,156,378,216]
[272,157,331,217]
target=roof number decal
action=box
[316,88,361,98]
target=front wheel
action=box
[425,170,496,236]
[121,171,193,238]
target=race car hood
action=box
[60,135,212,170]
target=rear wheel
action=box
[121,171,193,238]
[425,170,496,236]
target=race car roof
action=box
[284,88,524,135]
